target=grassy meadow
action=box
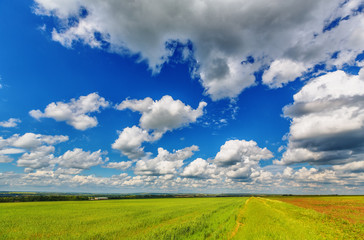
[0,196,363,239]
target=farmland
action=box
[271,195,364,223]
[0,196,363,239]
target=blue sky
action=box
[0,0,363,194]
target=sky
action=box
[0,0,363,194]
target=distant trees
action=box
[0,195,89,202]
[0,192,255,202]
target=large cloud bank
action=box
[33,0,364,100]
[277,69,364,166]
[3,135,362,193]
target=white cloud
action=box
[214,139,273,167]
[117,95,206,135]
[0,155,13,163]
[224,162,256,180]
[0,133,111,174]
[70,174,110,186]
[34,0,364,100]
[200,57,258,100]
[0,118,21,128]
[12,133,68,150]
[333,161,364,173]
[0,133,68,171]
[292,70,364,103]
[0,147,24,165]
[104,161,133,171]
[278,69,364,165]
[208,139,274,182]
[282,167,338,184]
[0,148,26,155]
[262,59,306,88]
[181,139,274,182]
[282,167,294,178]
[181,158,216,179]
[250,169,274,184]
[17,145,56,170]
[114,96,206,160]
[275,148,322,165]
[54,168,83,175]
[58,148,108,169]
[29,93,109,130]
[111,126,151,160]
[134,145,198,176]
[1,156,363,193]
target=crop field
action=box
[270,196,364,223]
[235,197,363,239]
[0,196,363,239]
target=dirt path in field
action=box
[229,197,252,239]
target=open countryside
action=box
[1,196,363,239]
[1,1,364,239]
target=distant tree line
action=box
[0,195,89,202]
[0,192,258,202]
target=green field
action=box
[0,196,363,239]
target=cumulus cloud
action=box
[17,145,56,170]
[0,132,111,174]
[214,140,273,167]
[111,137,275,184]
[104,161,133,171]
[113,96,206,159]
[0,148,26,155]
[117,95,206,135]
[33,0,364,99]
[1,165,361,193]
[134,145,199,176]
[0,147,25,164]
[12,133,69,150]
[208,140,273,182]
[332,160,364,173]
[262,59,306,88]
[224,162,256,180]
[181,158,216,179]
[0,118,21,128]
[111,126,151,160]
[281,167,341,186]
[180,139,274,182]
[0,170,118,188]
[277,69,364,165]
[0,133,68,171]
[54,168,83,175]
[30,93,109,130]
[58,148,108,169]
[1,147,362,193]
